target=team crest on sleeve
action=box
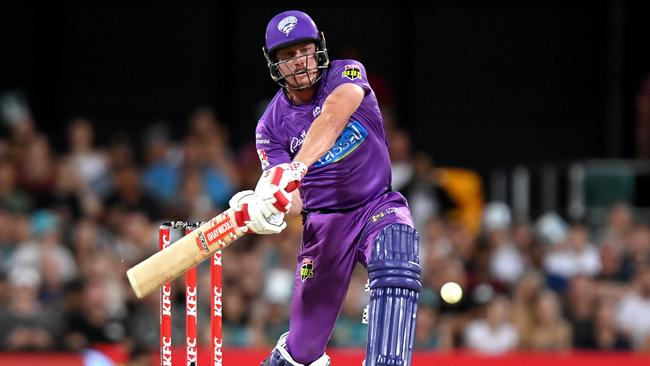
[300,258,315,281]
[257,149,269,169]
[341,65,362,80]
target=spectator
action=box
[616,264,650,350]
[414,305,439,349]
[140,123,181,203]
[421,216,453,280]
[597,233,628,282]
[414,302,454,350]
[0,267,59,350]
[447,217,477,266]
[388,128,414,192]
[64,118,109,197]
[113,211,155,266]
[52,158,102,222]
[563,275,597,349]
[523,290,572,351]
[165,167,215,222]
[70,219,100,275]
[16,134,57,208]
[398,152,457,237]
[512,270,543,345]
[124,290,159,352]
[482,202,525,288]
[62,278,127,350]
[512,220,545,270]
[221,288,253,347]
[103,164,163,221]
[463,295,519,354]
[0,156,32,213]
[8,210,78,286]
[544,223,601,290]
[620,224,650,281]
[0,209,16,268]
[181,135,233,209]
[185,107,238,207]
[599,202,634,243]
[592,298,631,350]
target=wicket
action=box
[159,221,223,366]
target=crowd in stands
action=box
[0,103,649,361]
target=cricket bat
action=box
[126,208,245,299]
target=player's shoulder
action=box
[324,59,369,90]
[328,59,367,76]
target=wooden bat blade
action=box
[126,208,245,299]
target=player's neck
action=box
[286,87,316,105]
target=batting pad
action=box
[365,224,421,366]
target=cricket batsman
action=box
[227,10,421,366]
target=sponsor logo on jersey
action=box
[257,149,269,169]
[371,211,385,223]
[290,130,307,154]
[369,207,405,223]
[342,65,362,80]
[255,133,270,145]
[312,106,321,117]
[300,257,315,281]
[315,120,367,167]
[278,16,298,36]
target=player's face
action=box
[275,42,319,89]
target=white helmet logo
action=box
[278,16,298,36]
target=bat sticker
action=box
[195,231,209,253]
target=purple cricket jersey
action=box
[255,59,416,364]
[256,59,392,212]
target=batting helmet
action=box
[262,10,330,90]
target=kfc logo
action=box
[186,286,197,318]
[161,336,172,366]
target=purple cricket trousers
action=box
[286,191,414,363]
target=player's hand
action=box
[229,190,286,235]
[255,161,307,214]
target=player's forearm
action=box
[293,83,364,166]
[293,112,347,166]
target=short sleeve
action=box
[326,59,371,95]
[255,123,291,171]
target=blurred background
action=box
[1,1,650,365]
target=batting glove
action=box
[229,190,286,235]
[255,161,307,214]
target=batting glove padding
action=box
[255,161,307,214]
[229,190,287,235]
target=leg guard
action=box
[365,224,420,366]
[260,332,331,366]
